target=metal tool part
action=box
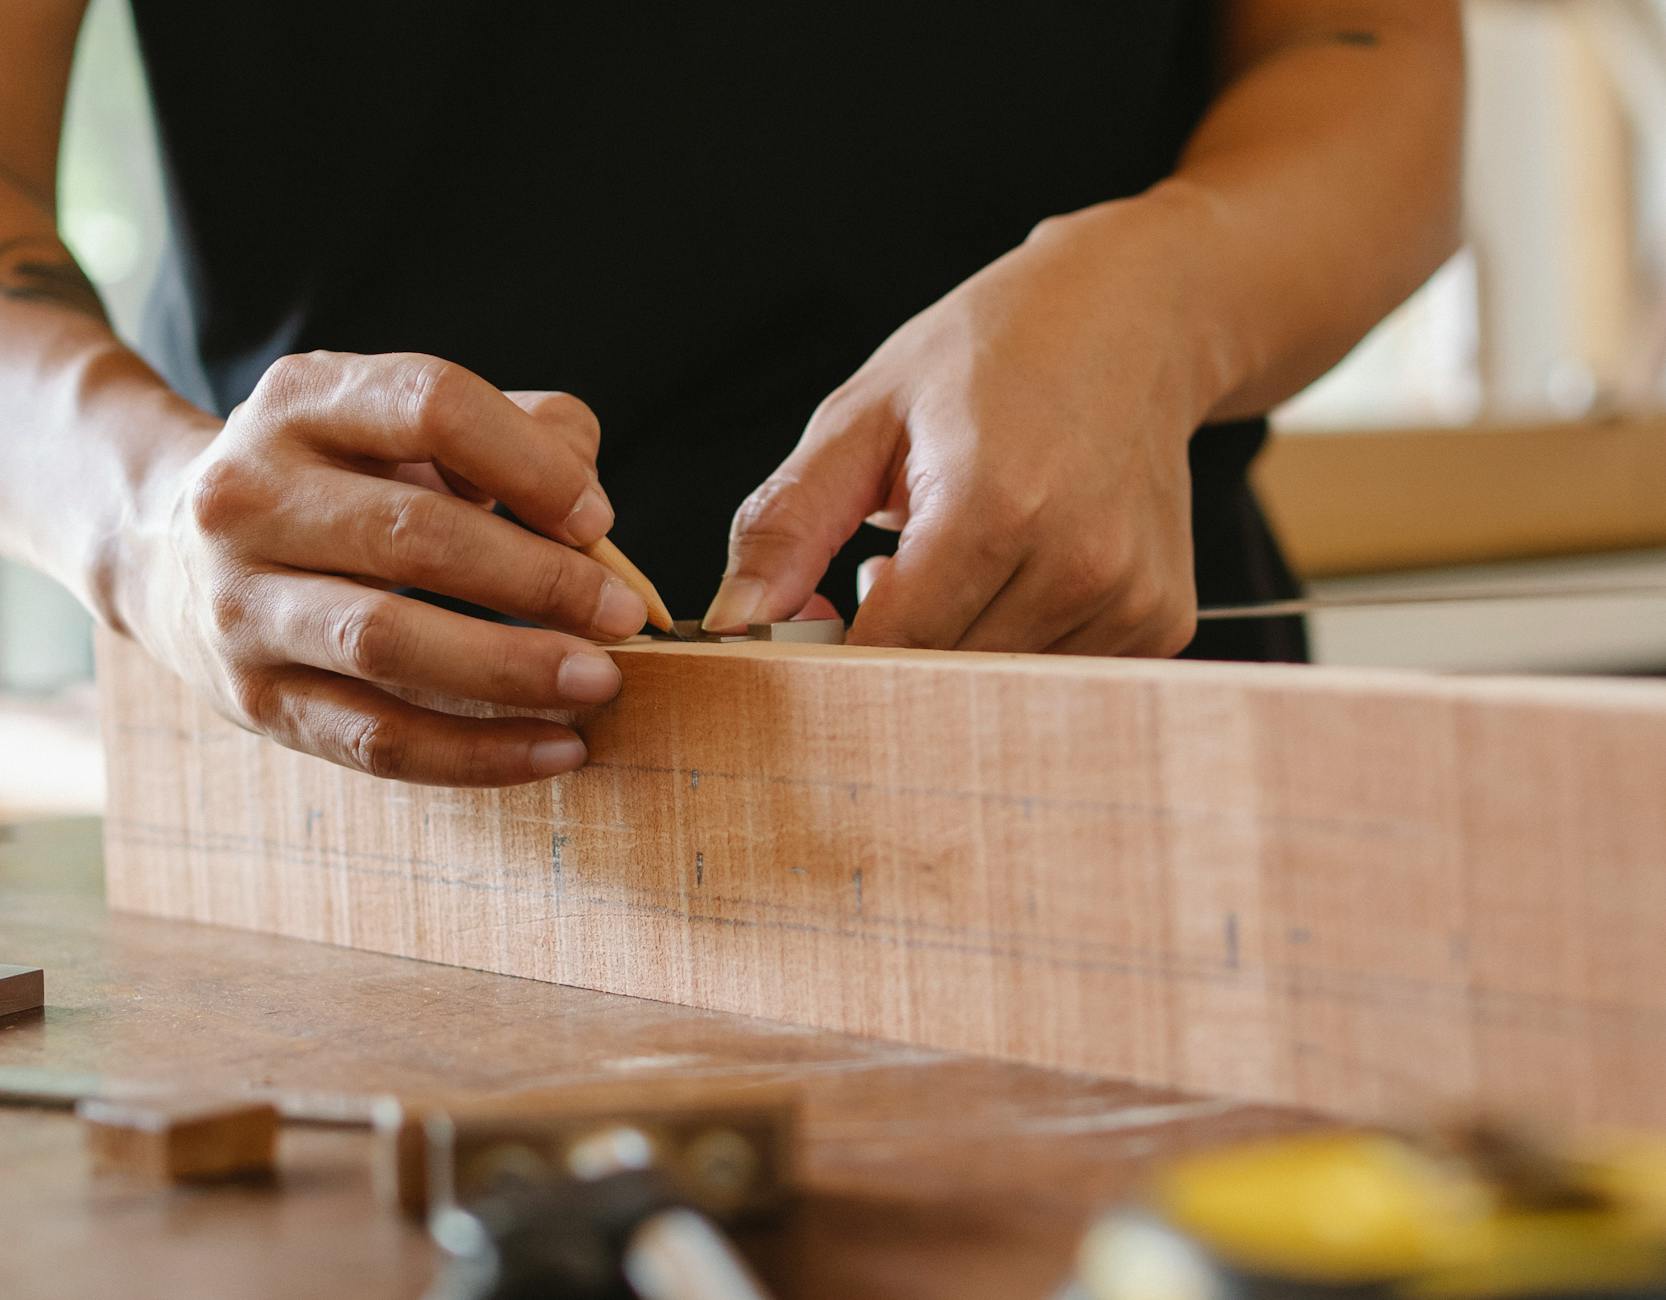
[652,579,1666,640]
[624,1206,773,1300]
[423,1111,785,1300]
[0,1064,383,1128]
[1197,577,1666,621]
[657,618,846,645]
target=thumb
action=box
[703,405,896,633]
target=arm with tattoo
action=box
[1,2,637,787]
[0,233,106,321]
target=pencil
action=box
[581,535,674,634]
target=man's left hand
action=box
[703,200,1217,655]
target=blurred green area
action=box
[1,0,163,692]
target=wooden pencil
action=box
[582,535,674,634]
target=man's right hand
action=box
[119,351,646,787]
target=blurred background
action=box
[4,0,1666,814]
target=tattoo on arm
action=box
[0,235,107,322]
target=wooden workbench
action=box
[0,816,1314,1299]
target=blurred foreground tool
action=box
[0,964,43,1019]
[414,1085,795,1300]
[78,1097,279,1182]
[1066,1122,1666,1299]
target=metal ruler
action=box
[1197,577,1666,621]
[652,579,1666,644]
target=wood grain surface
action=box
[97,629,1666,1127]
[0,817,1311,1299]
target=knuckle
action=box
[400,356,468,444]
[732,476,818,547]
[253,352,316,406]
[225,669,280,731]
[329,596,403,679]
[383,492,455,582]
[1115,576,1195,657]
[1156,602,1199,657]
[965,529,1018,577]
[1117,573,1165,630]
[542,392,601,443]
[973,477,1043,536]
[524,552,576,617]
[1055,543,1120,604]
[805,382,864,433]
[345,712,405,780]
[1027,213,1070,245]
[185,458,259,536]
[206,574,255,637]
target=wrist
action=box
[94,398,219,640]
[1023,181,1255,433]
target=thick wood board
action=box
[1255,415,1666,576]
[96,629,1666,1126]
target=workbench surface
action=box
[0,816,1313,1299]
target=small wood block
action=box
[0,965,44,1019]
[77,1097,279,1182]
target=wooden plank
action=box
[95,628,1666,1127]
[1254,416,1666,576]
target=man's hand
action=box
[120,351,647,786]
[706,1,1462,655]
[704,202,1209,655]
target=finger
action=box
[505,390,602,460]
[1045,596,1197,659]
[434,462,493,504]
[393,462,493,505]
[249,352,613,546]
[254,573,625,709]
[793,593,840,621]
[848,498,1026,649]
[255,666,590,787]
[953,555,1100,653]
[702,399,895,633]
[265,470,646,640]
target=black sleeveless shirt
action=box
[128,3,1304,660]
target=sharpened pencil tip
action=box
[582,535,675,638]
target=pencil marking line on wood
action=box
[101,818,1666,1036]
[97,630,1666,1124]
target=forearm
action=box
[0,184,217,628]
[1032,3,1464,425]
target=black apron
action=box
[128,2,1305,661]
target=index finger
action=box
[249,351,612,546]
